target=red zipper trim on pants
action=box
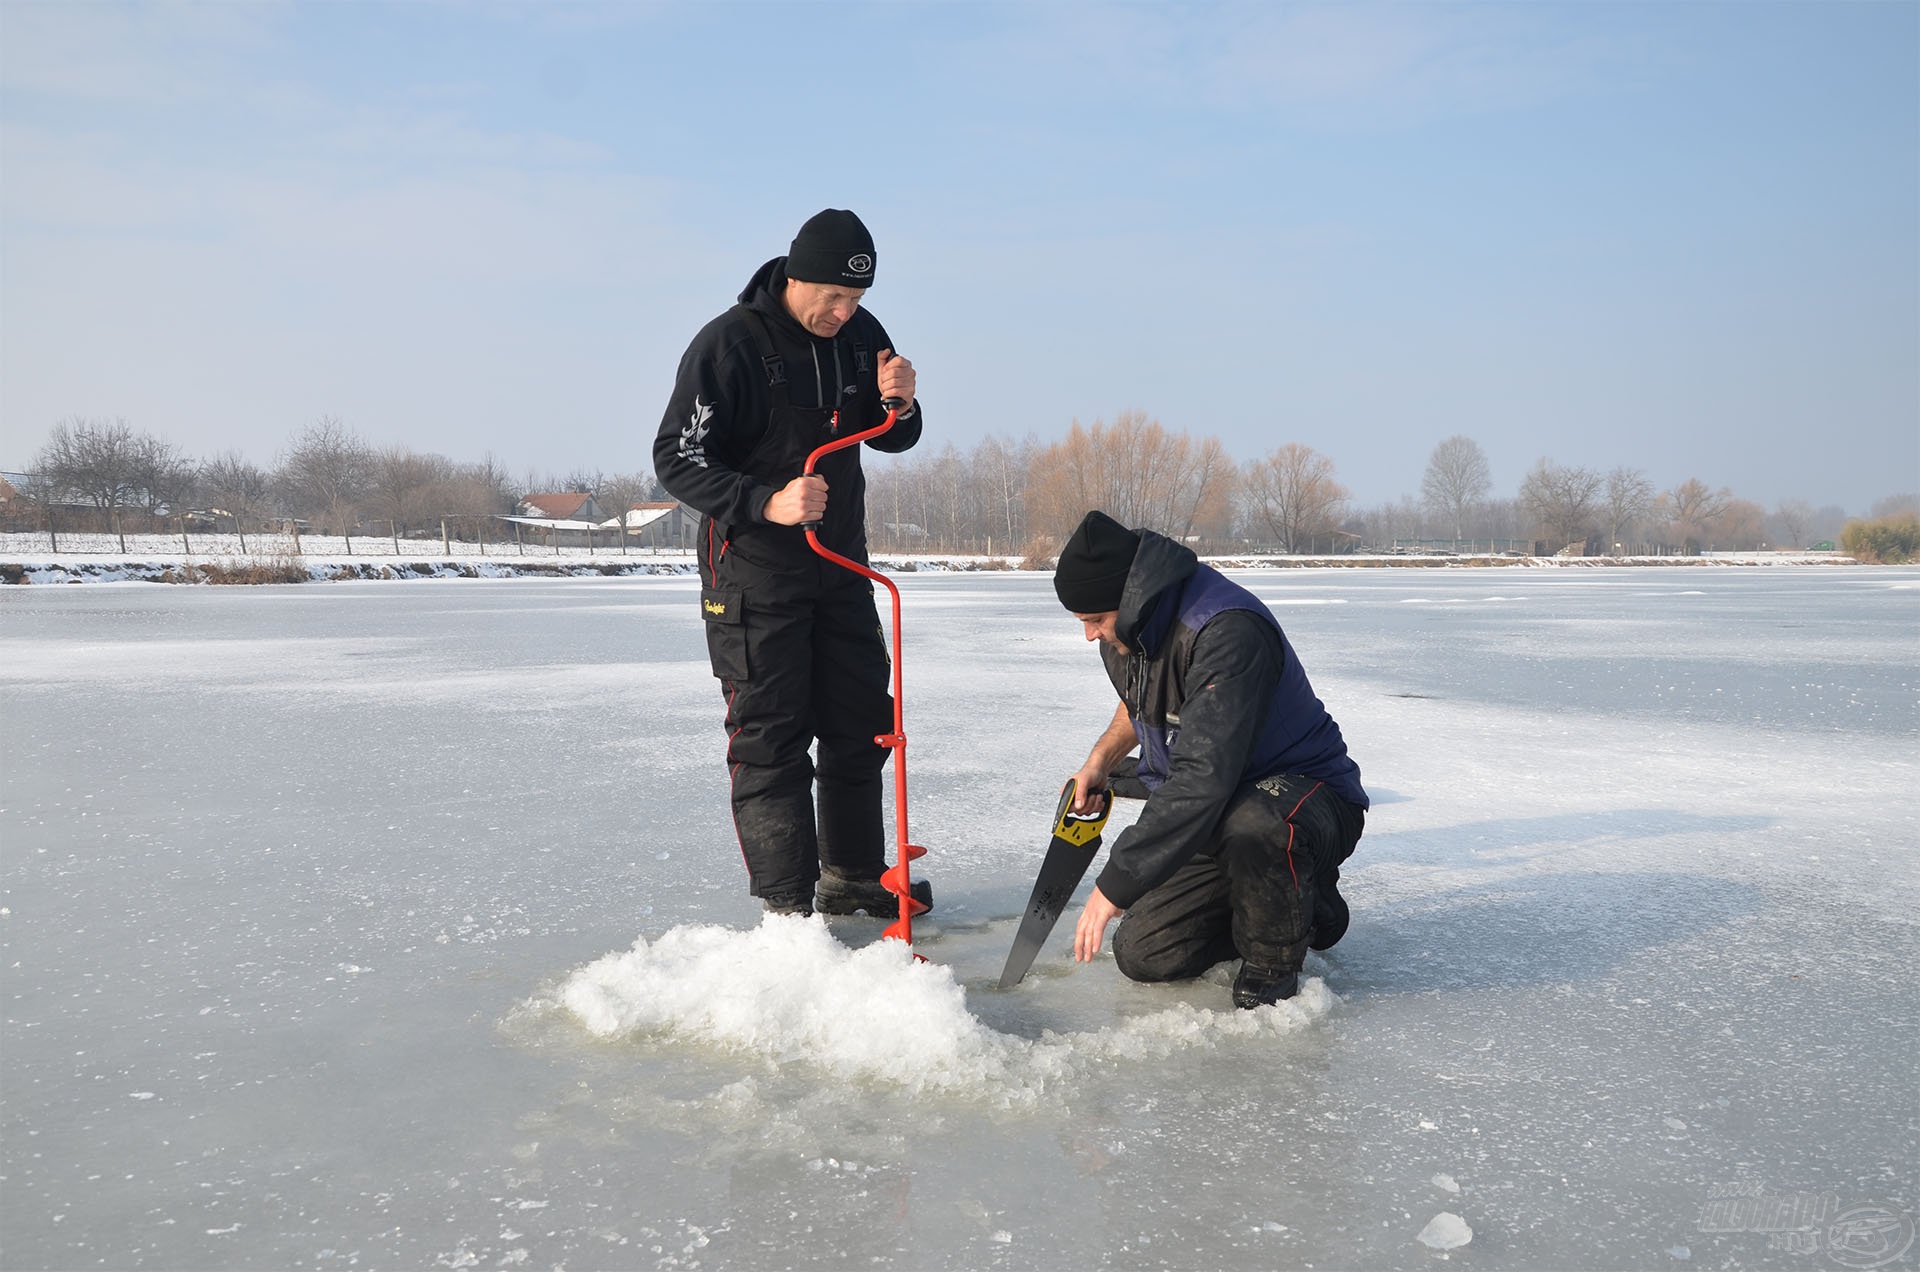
[1281,781,1325,892]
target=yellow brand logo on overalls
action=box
[703,598,727,616]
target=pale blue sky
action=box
[3,1,1915,512]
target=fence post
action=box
[441,518,450,555]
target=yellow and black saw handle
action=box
[1050,777,1112,847]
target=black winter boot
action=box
[1309,882,1349,951]
[762,892,813,917]
[815,869,933,917]
[1231,962,1300,1009]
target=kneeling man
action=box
[1053,511,1368,1008]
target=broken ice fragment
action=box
[1417,1212,1472,1251]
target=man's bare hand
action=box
[1073,886,1123,962]
[764,474,828,526]
[877,349,915,407]
[1068,767,1107,815]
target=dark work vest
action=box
[1107,566,1369,809]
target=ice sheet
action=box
[3,567,1915,1270]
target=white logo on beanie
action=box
[847,253,873,274]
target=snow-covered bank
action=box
[0,555,699,585]
[0,530,1860,583]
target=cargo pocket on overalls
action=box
[700,587,749,680]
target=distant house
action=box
[619,501,698,549]
[518,492,606,523]
[503,491,615,548]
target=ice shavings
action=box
[559,914,1332,1104]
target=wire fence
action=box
[0,528,692,561]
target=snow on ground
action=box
[1,566,1914,1271]
[0,529,1857,584]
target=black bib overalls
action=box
[694,308,893,902]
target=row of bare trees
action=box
[17,413,1906,557]
[15,416,654,550]
[865,412,1355,555]
[869,424,1891,556]
[1367,434,1878,555]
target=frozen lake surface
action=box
[3,567,1916,1271]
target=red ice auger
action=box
[800,400,929,949]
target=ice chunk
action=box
[1417,1212,1472,1251]
[1431,1172,1460,1194]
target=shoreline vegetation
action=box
[0,533,1861,586]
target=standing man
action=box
[653,209,930,919]
[1050,510,1367,1008]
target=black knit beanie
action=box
[786,209,876,289]
[1054,511,1141,613]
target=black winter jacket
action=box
[652,257,922,561]
[1093,531,1367,909]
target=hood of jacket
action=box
[738,256,819,344]
[1114,529,1198,654]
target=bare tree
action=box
[1519,458,1603,553]
[1602,467,1654,555]
[1870,493,1919,519]
[1420,435,1492,543]
[200,452,273,551]
[1349,495,1426,550]
[34,417,152,550]
[970,433,1036,556]
[1479,496,1523,546]
[130,433,195,531]
[1025,411,1234,543]
[1658,478,1734,554]
[1241,443,1350,553]
[595,471,657,550]
[439,457,520,546]
[1716,498,1768,550]
[363,447,453,538]
[1771,498,1816,549]
[277,417,374,546]
[1174,435,1239,546]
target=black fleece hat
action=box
[1054,511,1141,613]
[787,209,876,289]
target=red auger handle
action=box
[799,400,906,532]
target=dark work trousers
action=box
[701,540,893,903]
[1112,773,1365,981]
